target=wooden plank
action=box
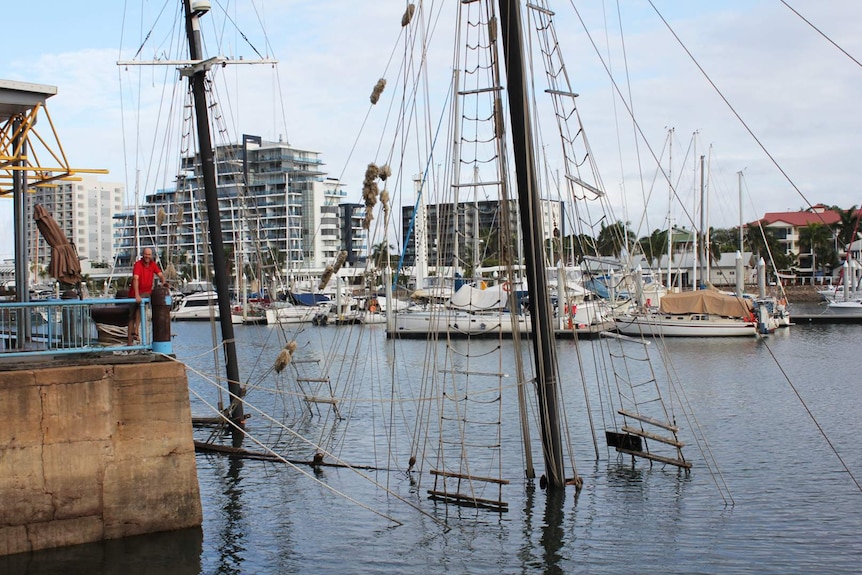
[621,425,685,447]
[438,368,508,378]
[304,396,338,405]
[427,490,508,510]
[616,447,692,469]
[617,409,679,432]
[430,468,510,485]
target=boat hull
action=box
[388,309,531,337]
[170,291,220,321]
[614,314,757,337]
[826,300,862,315]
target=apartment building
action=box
[30,175,125,274]
[114,138,366,280]
[400,196,565,271]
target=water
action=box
[5,318,862,574]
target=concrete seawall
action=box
[0,358,202,556]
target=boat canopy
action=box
[659,289,753,318]
[448,283,509,311]
[290,292,330,306]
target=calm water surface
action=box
[6,315,862,574]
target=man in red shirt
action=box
[128,247,167,344]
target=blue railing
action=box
[0,297,153,358]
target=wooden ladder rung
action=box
[427,490,508,511]
[304,396,338,405]
[438,368,508,378]
[430,468,510,485]
[621,425,685,447]
[297,377,330,383]
[617,409,679,432]
[616,447,692,469]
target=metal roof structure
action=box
[0,79,57,123]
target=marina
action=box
[2,1,862,574]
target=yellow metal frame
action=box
[0,102,107,196]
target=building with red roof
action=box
[755,204,860,277]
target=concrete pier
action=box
[0,357,202,556]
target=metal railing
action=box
[0,297,152,358]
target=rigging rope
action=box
[173,354,452,529]
[779,0,862,69]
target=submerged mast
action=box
[497,0,566,488]
[183,0,245,446]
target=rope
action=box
[757,341,862,494]
[168,353,451,529]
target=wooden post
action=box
[151,286,172,355]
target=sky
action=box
[3,0,862,260]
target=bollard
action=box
[151,286,173,355]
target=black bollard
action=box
[151,286,173,354]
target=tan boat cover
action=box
[658,289,753,318]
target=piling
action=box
[151,286,172,355]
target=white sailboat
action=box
[614,288,757,337]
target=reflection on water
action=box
[215,456,246,574]
[539,487,566,575]
[0,528,202,575]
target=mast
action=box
[736,171,744,297]
[451,68,462,277]
[183,0,244,446]
[698,154,706,288]
[497,0,565,488]
[667,128,673,290]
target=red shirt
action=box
[131,259,163,297]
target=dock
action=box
[790,312,862,324]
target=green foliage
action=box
[596,220,635,257]
[637,229,668,266]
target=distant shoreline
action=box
[778,285,823,303]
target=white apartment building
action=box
[30,175,125,274]
[113,138,367,282]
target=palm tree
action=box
[370,241,395,269]
[832,205,860,252]
[744,223,793,271]
[708,227,740,259]
[596,220,635,257]
[561,233,597,263]
[637,229,668,268]
[798,222,837,275]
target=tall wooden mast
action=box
[182,0,245,446]
[496,0,566,487]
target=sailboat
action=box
[614,287,757,337]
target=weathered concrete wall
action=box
[0,359,202,556]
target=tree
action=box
[708,227,740,260]
[745,224,793,271]
[596,220,635,257]
[636,229,668,268]
[371,241,395,269]
[798,222,837,274]
[832,205,860,252]
[562,233,598,263]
